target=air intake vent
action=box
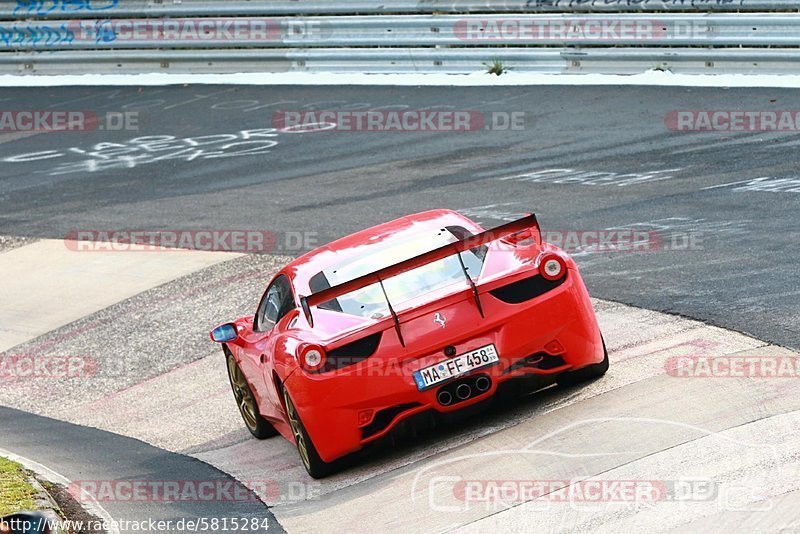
[321,332,382,372]
[503,352,567,375]
[361,402,422,439]
[489,273,567,304]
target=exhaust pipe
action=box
[437,390,453,406]
[456,383,472,400]
[475,376,491,392]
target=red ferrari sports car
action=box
[210,210,608,477]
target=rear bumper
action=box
[284,267,603,462]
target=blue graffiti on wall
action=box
[13,0,118,17]
[0,22,75,47]
[91,19,116,43]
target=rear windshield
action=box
[309,226,485,319]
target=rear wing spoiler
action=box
[300,214,540,343]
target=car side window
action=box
[255,274,295,332]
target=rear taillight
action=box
[539,254,566,281]
[299,344,326,372]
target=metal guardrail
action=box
[5,15,800,50]
[4,47,799,75]
[3,0,800,18]
[2,2,800,75]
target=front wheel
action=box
[557,335,609,387]
[226,353,279,439]
[283,388,335,479]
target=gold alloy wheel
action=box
[228,356,258,430]
[283,390,311,470]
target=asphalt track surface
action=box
[0,85,797,349]
[1,85,799,532]
[0,407,281,533]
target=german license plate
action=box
[413,344,499,391]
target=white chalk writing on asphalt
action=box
[497,168,682,187]
[2,129,279,175]
[703,177,800,194]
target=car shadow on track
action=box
[325,375,593,478]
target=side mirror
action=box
[1,512,51,534]
[209,323,238,343]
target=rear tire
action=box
[282,388,335,479]
[226,353,279,439]
[557,335,609,387]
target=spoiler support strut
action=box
[457,252,484,318]
[378,277,405,347]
